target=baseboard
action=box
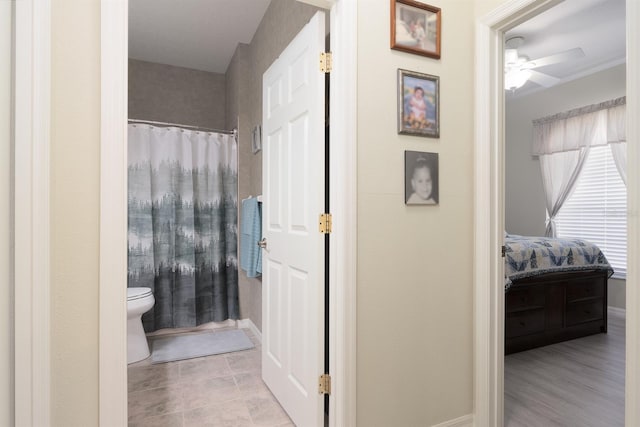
[431,414,474,427]
[238,318,262,344]
[608,306,626,316]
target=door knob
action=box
[258,238,267,249]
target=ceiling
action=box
[128,0,625,85]
[505,0,625,97]
[129,0,272,74]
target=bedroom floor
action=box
[505,308,625,427]
[127,328,293,427]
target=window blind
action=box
[555,145,627,278]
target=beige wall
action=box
[506,64,627,308]
[227,0,320,331]
[51,0,101,424]
[128,59,227,129]
[1,1,13,425]
[357,0,474,424]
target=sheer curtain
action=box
[539,149,589,237]
[607,102,627,185]
[127,124,239,332]
[532,106,607,237]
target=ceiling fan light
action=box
[505,49,519,65]
[505,69,532,91]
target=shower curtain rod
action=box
[128,118,237,136]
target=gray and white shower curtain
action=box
[127,124,238,332]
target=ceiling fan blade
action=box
[523,47,585,69]
[528,70,561,88]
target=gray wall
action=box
[506,64,627,308]
[226,0,320,331]
[129,59,226,129]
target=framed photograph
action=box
[251,125,262,154]
[398,69,439,138]
[391,0,441,59]
[405,151,438,205]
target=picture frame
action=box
[405,151,439,205]
[391,0,441,59]
[251,125,262,154]
[398,69,439,138]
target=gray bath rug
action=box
[151,329,254,364]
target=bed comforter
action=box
[504,234,614,289]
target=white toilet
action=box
[127,287,155,364]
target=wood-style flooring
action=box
[505,308,625,427]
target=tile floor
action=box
[128,328,294,427]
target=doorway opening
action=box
[503,1,626,425]
[473,0,639,425]
[125,2,326,426]
[100,1,357,426]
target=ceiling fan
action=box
[504,36,585,91]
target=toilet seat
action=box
[127,287,152,301]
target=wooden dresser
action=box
[505,270,608,354]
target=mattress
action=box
[504,234,614,289]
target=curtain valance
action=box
[532,96,626,156]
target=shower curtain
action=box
[127,124,238,332]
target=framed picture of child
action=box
[390,0,441,59]
[405,151,438,205]
[397,69,439,138]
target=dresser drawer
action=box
[506,308,545,338]
[566,299,604,326]
[506,287,545,312]
[566,278,605,303]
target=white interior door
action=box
[261,11,326,427]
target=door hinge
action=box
[318,374,331,395]
[319,52,332,73]
[319,213,332,234]
[502,245,507,258]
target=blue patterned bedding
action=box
[505,234,613,290]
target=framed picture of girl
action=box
[391,0,441,59]
[405,151,439,205]
[398,69,439,138]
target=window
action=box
[555,145,627,278]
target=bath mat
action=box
[150,329,254,364]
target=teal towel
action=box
[240,197,262,277]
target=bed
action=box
[504,234,614,354]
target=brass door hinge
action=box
[319,52,332,73]
[319,213,332,234]
[318,374,331,395]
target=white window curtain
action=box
[532,97,626,237]
[607,102,627,185]
[539,149,589,237]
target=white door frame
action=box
[473,0,640,426]
[14,0,51,425]
[98,1,358,426]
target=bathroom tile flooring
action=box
[128,328,294,427]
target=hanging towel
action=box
[240,197,262,277]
